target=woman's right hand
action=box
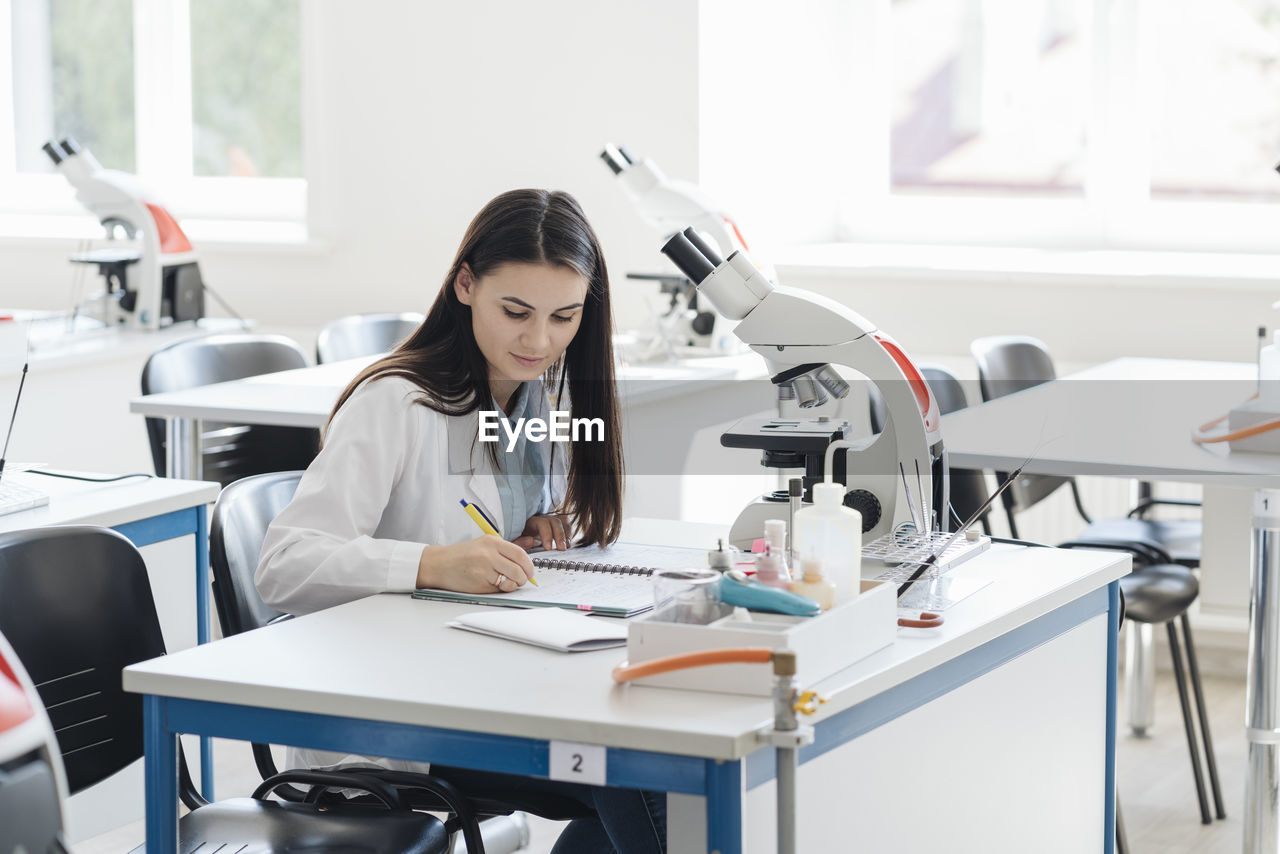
[416,536,536,593]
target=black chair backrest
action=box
[210,471,303,636]
[918,365,993,528]
[971,335,1057,402]
[0,526,164,794]
[919,366,968,416]
[141,333,320,486]
[867,381,888,436]
[316,313,424,364]
[970,335,1073,516]
[870,365,969,434]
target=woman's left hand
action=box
[514,514,573,552]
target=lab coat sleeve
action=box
[255,379,429,615]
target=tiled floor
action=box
[1116,669,1246,853]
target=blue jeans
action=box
[431,765,667,854]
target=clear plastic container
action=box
[794,482,863,602]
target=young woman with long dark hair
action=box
[256,189,663,853]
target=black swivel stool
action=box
[1060,539,1225,827]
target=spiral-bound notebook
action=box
[411,542,706,617]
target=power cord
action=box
[28,470,154,483]
[200,278,252,330]
[987,535,1052,548]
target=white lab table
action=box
[941,357,1265,484]
[941,357,1280,850]
[129,352,773,519]
[0,315,247,475]
[0,470,220,841]
[125,518,1127,853]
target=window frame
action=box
[701,0,1280,260]
[0,0,308,238]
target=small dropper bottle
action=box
[790,556,836,610]
[755,519,792,589]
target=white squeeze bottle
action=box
[794,482,863,603]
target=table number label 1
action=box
[1257,490,1280,523]
[549,740,606,786]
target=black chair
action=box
[211,472,580,844]
[920,366,993,533]
[316,312,424,364]
[868,365,993,533]
[0,525,465,854]
[1059,538,1225,826]
[141,334,321,486]
[209,470,301,637]
[970,335,1202,564]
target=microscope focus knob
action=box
[691,311,716,335]
[843,490,880,533]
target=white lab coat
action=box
[254,373,566,773]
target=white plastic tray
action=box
[625,580,897,696]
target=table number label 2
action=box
[549,740,606,786]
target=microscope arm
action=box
[662,227,948,538]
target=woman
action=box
[256,189,663,853]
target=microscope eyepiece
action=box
[600,144,630,175]
[660,231,717,285]
[41,140,66,165]
[681,227,724,268]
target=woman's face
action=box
[454,261,589,395]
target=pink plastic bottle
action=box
[754,519,792,589]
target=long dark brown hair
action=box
[330,189,623,547]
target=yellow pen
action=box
[459,499,538,586]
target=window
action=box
[190,0,302,179]
[700,0,1280,255]
[0,0,304,230]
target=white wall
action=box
[780,266,1272,366]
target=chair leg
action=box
[1180,613,1226,820]
[1116,794,1129,854]
[1167,620,1212,825]
[1068,479,1094,524]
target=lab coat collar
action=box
[445,381,549,534]
[445,411,504,533]
[446,408,484,476]
[447,381,548,475]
